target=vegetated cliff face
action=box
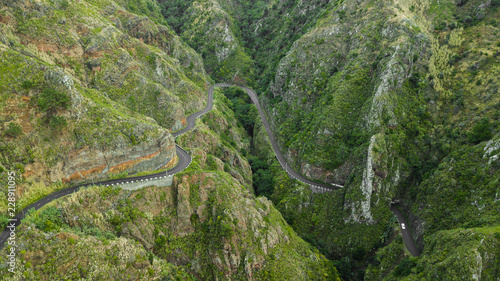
[0,219,196,280]
[365,226,500,280]
[249,0,430,266]
[249,0,500,278]
[0,90,340,280]
[0,0,208,214]
[177,88,253,190]
[264,0,430,191]
[0,173,339,280]
[178,0,255,84]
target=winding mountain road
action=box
[0,88,214,251]
[216,84,343,192]
[1,84,420,257]
[217,84,421,257]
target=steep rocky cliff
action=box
[0,86,340,280]
[180,0,255,84]
[177,88,253,189]
[0,172,339,280]
[0,0,207,217]
[251,0,500,278]
[1,0,499,279]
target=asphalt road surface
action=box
[216,84,421,257]
[0,145,191,250]
[1,84,420,257]
[390,204,421,256]
[215,84,343,192]
[172,86,214,137]
[0,87,214,250]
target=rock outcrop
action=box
[0,0,207,213]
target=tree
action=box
[254,169,274,197]
[468,118,492,143]
[37,89,71,126]
[38,88,71,114]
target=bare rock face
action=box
[18,81,178,184]
[18,170,338,280]
[59,131,176,183]
[176,176,194,236]
[0,0,207,191]
[160,172,335,280]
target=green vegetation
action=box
[0,214,10,230]
[37,89,71,113]
[0,0,499,279]
[109,198,146,234]
[37,88,71,126]
[108,171,129,180]
[468,118,493,143]
[366,226,500,280]
[3,122,22,137]
[24,206,65,232]
[157,0,195,33]
[248,156,274,197]
[48,115,67,129]
[222,86,258,136]
[228,0,500,278]
[219,86,275,197]
[393,257,417,277]
[21,80,34,89]
[238,0,331,92]
[0,0,200,230]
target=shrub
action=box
[433,22,447,31]
[109,171,128,180]
[338,10,346,19]
[4,122,22,137]
[14,163,25,173]
[394,257,417,276]
[38,89,71,113]
[130,134,139,145]
[24,206,64,232]
[146,53,157,67]
[248,156,274,197]
[205,155,220,171]
[21,80,34,89]
[60,0,69,9]
[468,118,493,143]
[0,214,9,229]
[49,115,67,129]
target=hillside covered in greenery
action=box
[160,0,500,279]
[1,0,500,280]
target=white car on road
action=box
[401,223,406,230]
